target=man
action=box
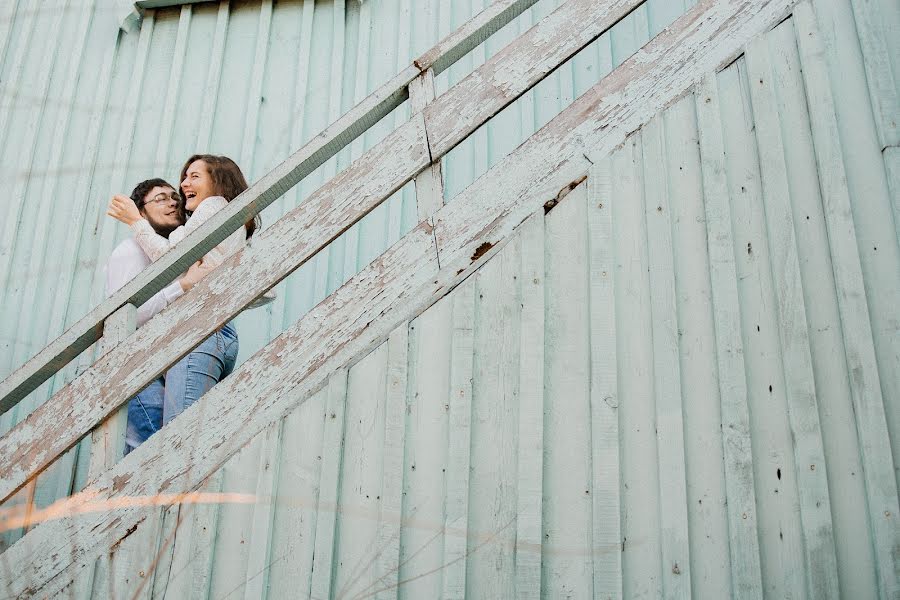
[105,178,210,453]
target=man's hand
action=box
[107,194,143,226]
[179,259,215,292]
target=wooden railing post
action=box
[88,304,137,479]
[410,68,445,221]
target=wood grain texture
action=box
[1,1,803,594]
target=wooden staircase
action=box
[0,0,813,595]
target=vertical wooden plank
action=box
[0,1,18,78]
[88,304,137,481]
[664,96,732,598]
[242,421,283,599]
[744,28,839,600]
[309,369,348,600]
[718,58,807,600]
[207,436,263,598]
[196,1,229,150]
[641,113,692,600]
[0,0,38,152]
[440,279,474,600]
[514,213,544,600]
[846,0,900,148]
[410,68,445,222]
[886,146,900,246]
[466,238,521,599]
[694,73,762,599]
[793,6,900,598]
[271,0,315,337]
[332,345,388,600]
[374,325,409,600]
[266,388,327,600]
[811,0,900,491]
[612,134,663,600]
[154,4,192,169]
[542,183,592,598]
[768,14,879,597]
[587,160,622,600]
[239,0,273,178]
[339,0,370,284]
[398,296,452,599]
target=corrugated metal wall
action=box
[0,0,698,550]
[32,1,900,596]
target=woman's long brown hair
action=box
[179,154,259,238]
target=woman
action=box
[108,155,259,424]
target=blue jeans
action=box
[163,322,238,425]
[124,377,164,454]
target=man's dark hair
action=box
[130,178,177,210]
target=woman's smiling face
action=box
[181,159,215,211]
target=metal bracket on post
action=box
[87,304,137,482]
[409,68,445,222]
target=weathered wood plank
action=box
[718,57,807,598]
[774,13,878,598]
[811,0,900,496]
[373,326,408,600]
[663,95,731,598]
[541,183,593,598]
[744,28,839,599]
[398,294,453,598]
[608,135,663,599]
[309,370,348,600]
[87,304,137,483]
[332,345,388,600]
[440,279,475,600]
[0,0,552,412]
[410,69,445,222]
[793,5,900,597]
[641,113,692,600]
[465,239,522,598]
[2,1,802,593]
[265,387,327,600]
[846,0,900,148]
[694,73,763,598]
[514,213,544,600]
[586,161,622,599]
[242,421,282,599]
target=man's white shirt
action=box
[105,238,184,327]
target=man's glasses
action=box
[144,192,180,207]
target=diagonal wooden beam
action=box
[0,0,647,505]
[0,0,547,414]
[0,0,799,595]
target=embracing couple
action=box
[105,154,260,454]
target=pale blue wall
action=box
[0,0,695,549]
